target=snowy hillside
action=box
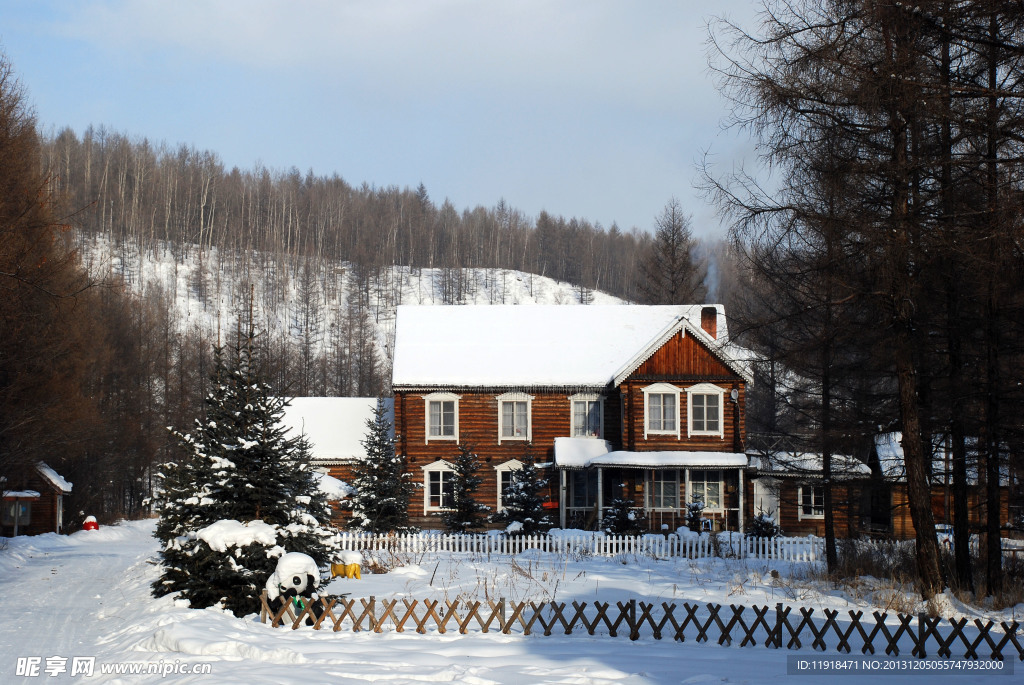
[76,233,626,380]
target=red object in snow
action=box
[541,501,559,510]
[82,516,98,531]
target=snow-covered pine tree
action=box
[490,445,552,535]
[600,494,647,536]
[152,345,233,602]
[152,330,339,617]
[685,500,706,534]
[441,443,489,534]
[346,398,417,534]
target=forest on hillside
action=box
[2,110,717,525]
[41,126,657,301]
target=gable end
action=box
[613,319,750,386]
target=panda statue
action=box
[265,552,326,625]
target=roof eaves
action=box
[612,316,754,387]
[611,316,688,387]
[393,384,610,394]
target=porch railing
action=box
[563,506,742,533]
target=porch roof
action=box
[2,490,41,499]
[553,437,748,470]
[747,451,870,478]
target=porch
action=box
[552,437,749,533]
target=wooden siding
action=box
[395,390,580,526]
[1,470,65,536]
[619,381,746,453]
[632,330,735,379]
[744,477,862,538]
[889,486,1010,540]
[741,478,1016,541]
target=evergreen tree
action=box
[637,197,708,305]
[600,495,647,536]
[152,331,339,617]
[441,443,489,534]
[685,500,706,534]
[490,446,552,535]
[347,398,417,534]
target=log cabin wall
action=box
[619,330,746,453]
[324,463,357,528]
[395,388,605,526]
[1,470,64,536]
[743,478,863,538]
[619,381,745,453]
[888,486,1011,540]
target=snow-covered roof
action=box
[392,304,750,388]
[553,437,748,469]
[36,462,73,493]
[2,490,41,499]
[748,451,870,478]
[282,397,394,463]
[874,432,1010,485]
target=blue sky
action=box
[1,0,760,239]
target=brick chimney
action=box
[700,306,718,339]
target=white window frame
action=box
[798,484,825,520]
[422,459,456,511]
[685,383,725,438]
[569,393,604,438]
[646,469,680,510]
[494,459,524,511]
[423,392,459,443]
[688,470,723,512]
[642,382,680,439]
[496,392,532,443]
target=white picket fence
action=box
[334,531,825,562]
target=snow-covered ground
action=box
[1,521,1018,684]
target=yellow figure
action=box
[330,552,362,579]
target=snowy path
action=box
[1,522,1013,684]
[0,524,156,680]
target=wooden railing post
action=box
[774,603,784,649]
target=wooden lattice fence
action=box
[259,592,1023,661]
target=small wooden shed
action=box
[1,462,73,536]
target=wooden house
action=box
[745,450,871,537]
[281,397,387,526]
[390,304,754,531]
[1,462,73,536]
[869,432,1015,540]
